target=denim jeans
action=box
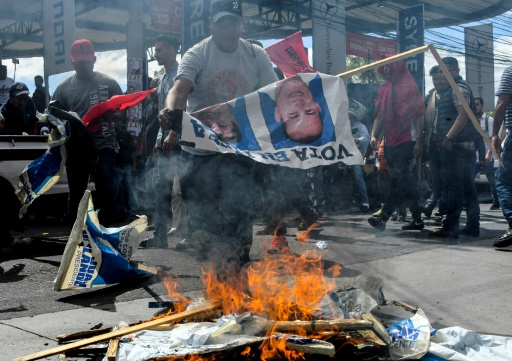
[114,164,139,217]
[154,150,179,240]
[352,164,369,205]
[381,141,421,221]
[474,159,498,204]
[496,133,512,228]
[439,144,480,232]
[93,148,116,226]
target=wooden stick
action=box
[13,302,221,361]
[392,300,418,313]
[337,45,430,78]
[244,319,373,336]
[427,44,502,167]
[131,261,168,278]
[106,338,120,361]
[362,313,391,345]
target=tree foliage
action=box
[346,56,383,84]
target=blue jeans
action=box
[114,164,139,217]
[496,133,512,228]
[352,165,369,205]
[474,159,498,204]
[439,144,480,232]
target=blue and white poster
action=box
[180,73,362,169]
[54,191,148,291]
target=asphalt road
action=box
[1,200,511,337]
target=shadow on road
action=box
[56,274,163,312]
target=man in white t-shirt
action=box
[0,65,14,106]
[159,0,278,273]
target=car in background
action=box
[0,134,72,236]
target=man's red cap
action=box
[71,39,95,62]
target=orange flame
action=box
[164,249,342,360]
[296,221,321,242]
[162,353,218,361]
[241,346,252,357]
[202,250,341,323]
[163,274,191,314]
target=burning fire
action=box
[164,250,342,360]
[163,274,192,314]
[295,221,321,242]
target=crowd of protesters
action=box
[2,0,512,264]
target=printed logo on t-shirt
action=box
[207,69,250,104]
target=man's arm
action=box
[159,78,194,154]
[370,113,384,149]
[165,78,193,110]
[492,94,510,157]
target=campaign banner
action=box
[265,32,317,78]
[397,5,425,96]
[16,114,70,217]
[43,0,75,76]
[179,73,362,169]
[346,33,397,60]
[465,24,495,111]
[54,191,148,291]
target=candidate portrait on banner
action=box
[258,73,336,150]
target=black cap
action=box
[9,82,29,97]
[211,0,242,22]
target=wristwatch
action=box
[444,135,451,142]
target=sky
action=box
[2,10,510,107]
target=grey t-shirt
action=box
[52,72,124,150]
[176,37,278,155]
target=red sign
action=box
[265,32,317,78]
[151,0,181,32]
[346,33,396,60]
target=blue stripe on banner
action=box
[27,147,63,194]
[83,214,147,287]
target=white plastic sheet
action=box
[422,327,512,361]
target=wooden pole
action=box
[12,302,221,361]
[337,44,430,79]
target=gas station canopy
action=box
[1,0,511,59]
